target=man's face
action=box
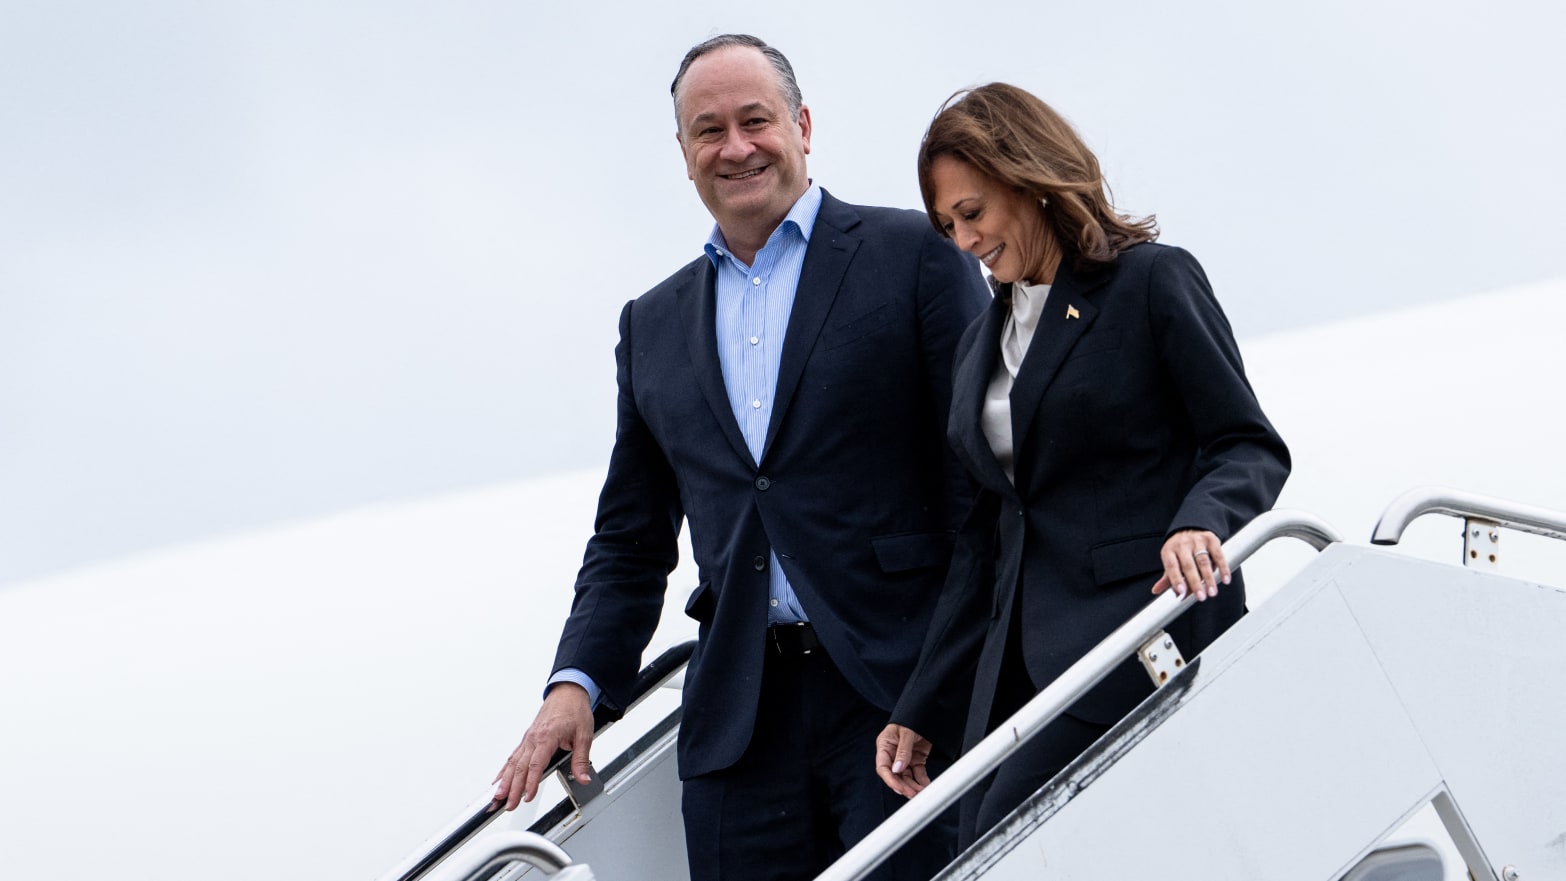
[675,46,812,241]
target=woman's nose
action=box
[953,224,979,253]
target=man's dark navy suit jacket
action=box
[551,190,991,779]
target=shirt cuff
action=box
[546,668,602,708]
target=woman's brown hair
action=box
[917,83,1157,271]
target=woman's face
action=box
[927,155,1055,285]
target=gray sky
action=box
[3,0,1563,586]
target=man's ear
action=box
[676,131,694,180]
[797,105,812,155]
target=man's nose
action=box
[718,130,755,161]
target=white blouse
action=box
[980,279,1051,484]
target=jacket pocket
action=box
[871,531,956,573]
[821,302,896,350]
[684,580,715,623]
[1088,533,1165,587]
[1064,328,1123,361]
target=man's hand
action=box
[491,683,595,811]
[875,723,934,798]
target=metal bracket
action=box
[558,766,605,811]
[1462,517,1501,570]
[1137,630,1186,687]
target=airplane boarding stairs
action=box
[380,487,1566,881]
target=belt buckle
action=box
[771,622,815,655]
[795,622,814,655]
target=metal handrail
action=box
[420,831,572,881]
[1370,485,1566,545]
[376,640,697,881]
[813,508,1342,881]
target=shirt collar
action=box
[1011,278,1051,322]
[703,182,822,268]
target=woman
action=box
[876,83,1290,841]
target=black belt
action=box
[768,622,821,655]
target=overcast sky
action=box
[3,0,1563,586]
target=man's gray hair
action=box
[670,34,803,125]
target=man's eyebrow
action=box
[687,102,773,128]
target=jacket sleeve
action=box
[889,484,1000,756]
[549,299,683,710]
[1149,247,1291,540]
[914,227,992,532]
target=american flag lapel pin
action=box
[1066,304,1080,320]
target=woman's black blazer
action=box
[894,242,1290,753]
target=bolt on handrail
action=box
[420,831,574,881]
[1370,485,1566,545]
[813,508,1342,881]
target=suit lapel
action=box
[762,192,859,459]
[951,298,1017,497]
[677,257,758,467]
[1008,259,1108,456]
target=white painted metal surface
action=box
[512,721,689,880]
[940,544,1566,881]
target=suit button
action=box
[753,556,767,571]
[754,476,771,491]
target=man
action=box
[492,34,989,881]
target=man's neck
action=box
[716,184,813,266]
[718,219,783,267]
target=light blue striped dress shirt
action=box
[706,183,820,627]
[549,185,823,705]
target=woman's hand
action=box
[875,724,934,798]
[1151,528,1229,601]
